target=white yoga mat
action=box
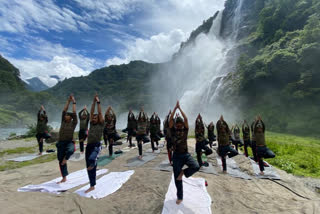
[162,174,212,214]
[7,152,50,162]
[18,169,108,194]
[75,170,135,199]
[249,159,281,180]
[216,157,251,180]
[69,152,85,161]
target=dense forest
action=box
[230,0,320,135]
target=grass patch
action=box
[0,153,56,171]
[0,147,36,157]
[244,132,320,178]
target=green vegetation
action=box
[0,153,56,171]
[244,132,320,178]
[232,0,320,136]
[47,60,161,112]
[0,147,37,157]
[24,123,53,138]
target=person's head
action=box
[39,114,46,121]
[139,114,145,122]
[106,113,112,121]
[81,114,87,120]
[175,116,184,130]
[64,113,73,123]
[92,114,99,124]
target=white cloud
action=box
[105,0,225,65]
[106,29,187,65]
[10,56,91,87]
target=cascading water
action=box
[151,0,245,122]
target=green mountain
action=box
[47,61,162,112]
[0,55,25,95]
[219,0,320,136]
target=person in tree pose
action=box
[36,105,50,155]
[169,101,200,205]
[103,106,117,156]
[242,120,251,157]
[164,110,173,164]
[78,106,90,153]
[206,122,216,148]
[195,114,213,167]
[150,113,160,152]
[216,115,238,173]
[251,117,258,161]
[127,109,137,148]
[136,107,148,159]
[231,124,243,152]
[254,116,276,175]
[85,94,104,193]
[56,95,78,183]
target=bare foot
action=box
[38,152,42,155]
[87,166,94,171]
[61,157,67,166]
[85,186,95,193]
[177,170,184,181]
[138,155,142,160]
[259,171,264,175]
[176,199,183,205]
[57,177,67,184]
[222,170,227,174]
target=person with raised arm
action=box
[127,109,137,148]
[85,94,104,193]
[216,115,238,173]
[103,106,117,156]
[78,105,90,153]
[136,107,148,159]
[242,120,251,157]
[254,115,276,175]
[231,124,243,152]
[169,101,200,205]
[195,113,213,167]
[56,95,78,183]
[206,122,216,148]
[150,112,160,152]
[251,117,258,161]
[36,105,50,155]
[163,110,173,164]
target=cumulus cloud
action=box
[10,56,91,87]
[105,0,225,65]
[106,29,187,65]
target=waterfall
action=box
[151,0,244,122]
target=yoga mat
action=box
[162,174,212,214]
[7,152,50,162]
[69,152,85,162]
[146,148,161,154]
[125,152,159,167]
[216,157,252,180]
[97,153,122,167]
[75,170,135,199]
[18,169,108,194]
[154,160,217,175]
[250,159,281,180]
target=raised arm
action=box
[90,96,96,123]
[71,96,76,113]
[177,101,188,129]
[97,96,103,124]
[63,95,72,112]
[169,103,178,128]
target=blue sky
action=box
[0,0,224,86]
